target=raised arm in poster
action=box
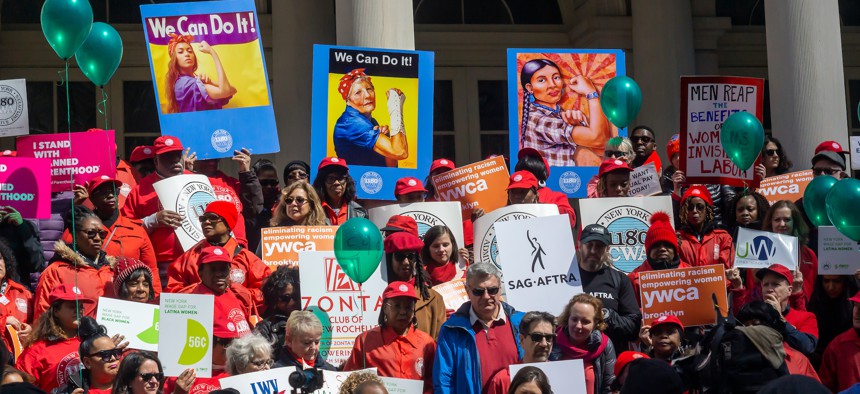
[17,129,117,192]
[311,45,434,200]
[680,76,764,187]
[507,49,626,198]
[140,0,278,159]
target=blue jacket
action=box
[433,301,524,394]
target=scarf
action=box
[425,261,456,285]
[554,326,607,363]
[647,255,681,271]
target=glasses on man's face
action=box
[686,203,706,212]
[765,149,779,157]
[470,287,500,297]
[198,214,223,224]
[284,196,307,206]
[325,174,347,185]
[606,150,627,158]
[80,229,108,240]
[812,167,841,176]
[250,358,274,368]
[394,252,419,261]
[139,373,165,382]
[288,172,309,181]
[88,348,123,362]
[528,332,556,344]
[631,135,653,144]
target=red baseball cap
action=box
[0,150,16,157]
[380,215,419,237]
[395,177,427,197]
[518,148,550,177]
[430,158,456,174]
[598,158,633,177]
[153,136,184,155]
[48,284,93,305]
[681,185,713,207]
[382,281,419,300]
[651,314,685,332]
[86,175,122,195]
[614,351,650,376]
[129,146,155,162]
[199,246,232,265]
[755,263,793,286]
[815,140,848,155]
[318,157,348,171]
[507,170,539,190]
[384,231,424,253]
[849,290,860,304]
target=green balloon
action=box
[599,76,642,128]
[75,22,123,87]
[803,175,837,227]
[308,307,332,362]
[720,111,764,171]
[333,217,383,284]
[826,178,860,242]
[40,0,93,60]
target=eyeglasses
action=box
[88,348,123,361]
[470,287,500,297]
[605,150,627,158]
[198,214,223,224]
[812,167,841,176]
[249,358,274,368]
[260,179,280,187]
[279,293,296,303]
[630,136,653,144]
[288,172,309,181]
[765,149,779,156]
[325,174,347,185]
[80,229,108,240]
[686,203,707,212]
[284,196,307,206]
[139,373,165,382]
[528,332,556,343]
[394,252,419,261]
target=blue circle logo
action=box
[559,171,582,194]
[597,206,650,273]
[211,129,233,153]
[360,171,383,195]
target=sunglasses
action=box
[88,348,123,361]
[605,150,627,158]
[279,293,296,303]
[80,229,108,240]
[812,167,841,176]
[260,179,280,187]
[528,332,556,343]
[284,196,307,206]
[325,174,347,185]
[765,149,779,156]
[470,287,500,297]
[631,136,653,144]
[288,172,309,181]
[139,373,165,382]
[686,203,707,212]
[198,214,223,224]
[394,252,419,261]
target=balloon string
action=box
[360,285,366,370]
[97,87,109,130]
[63,59,82,377]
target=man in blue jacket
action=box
[433,263,524,394]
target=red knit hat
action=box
[644,212,677,252]
[204,201,238,230]
[681,185,713,207]
[384,231,424,253]
[112,257,152,297]
[666,134,680,159]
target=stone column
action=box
[765,0,848,169]
[335,0,415,50]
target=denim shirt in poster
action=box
[333,106,387,167]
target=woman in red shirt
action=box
[0,238,33,332]
[55,316,123,394]
[676,185,734,269]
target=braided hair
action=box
[520,59,562,140]
[385,252,431,301]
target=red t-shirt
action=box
[16,337,82,393]
[473,317,519,393]
[191,285,251,336]
[163,371,229,394]
[121,172,188,262]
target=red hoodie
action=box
[1,279,33,324]
[16,337,81,393]
[677,227,734,270]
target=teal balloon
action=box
[803,175,837,227]
[75,23,123,87]
[826,178,860,242]
[720,111,764,171]
[599,76,642,128]
[333,218,383,284]
[40,0,93,60]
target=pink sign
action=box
[0,158,51,219]
[16,130,117,192]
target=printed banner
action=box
[680,76,764,187]
[495,215,582,314]
[507,49,627,198]
[16,129,117,192]
[510,360,586,393]
[734,228,798,270]
[638,265,728,327]
[757,170,813,205]
[218,367,296,394]
[473,203,559,269]
[159,293,214,377]
[140,0,279,159]
[0,157,50,219]
[316,369,378,394]
[260,226,337,268]
[381,377,425,394]
[629,162,661,197]
[818,226,860,275]
[299,251,386,367]
[368,201,465,246]
[153,174,216,250]
[851,136,860,170]
[579,196,675,273]
[432,278,469,311]
[311,45,434,199]
[0,79,28,137]
[431,156,509,217]
[96,297,160,352]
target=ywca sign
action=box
[734,227,797,270]
[219,366,296,394]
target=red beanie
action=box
[666,134,680,159]
[112,257,152,297]
[645,212,678,252]
[205,200,238,230]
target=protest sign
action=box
[818,226,860,275]
[153,174,216,250]
[629,162,661,196]
[0,157,50,219]
[579,196,674,273]
[159,293,214,377]
[381,377,425,394]
[474,203,559,269]
[299,251,386,367]
[368,201,464,246]
[218,367,296,394]
[6,325,23,360]
[0,79,28,137]
[757,170,813,205]
[852,136,860,170]
[510,360,586,393]
[260,226,336,268]
[495,215,582,314]
[432,278,469,311]
[315,369,378,394]
[680,76,764,187]
[508,49,627,198]
[97,297,160,352]
[431,156,509,217]
[638,265,728,327]
[140,0,278,159]
[311,45,434,200]
[17,129,116,192]
[734,228,798,270]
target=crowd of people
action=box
[0,127,858,394]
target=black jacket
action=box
[581,265,641,351]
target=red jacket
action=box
[1,279,33,324]
[16,337,81,393]
[167,237,270,307]
[537,187,577,232]
[121,172,186,262]
[115,159,138,209]
[628,259,692,306]
[677,227,734,269]
[177,283,256,330]
[783,343,820,382]
[208,171,248,247]
[785,307,818,338]
[798,245,818,304]
[34,242,115,318]
[819,328,860,392]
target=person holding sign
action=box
[762,201,817,305]
[344,281,436,393]
[594,159,632,198]
[312,158,368,225]
[637,315,689,364]
[628,212,692,305]
[425,158,456,201]
[506,171,540,205]
[514,149,577,229]
[586,137,635,198]
[164,34,236,113]
[253,266,300,349]
[549,294,616,394]
[384,232,446,339]
[676,186,734,270]
[629,126,662,171]
[163,316,240,394]
[394,177,428,203]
